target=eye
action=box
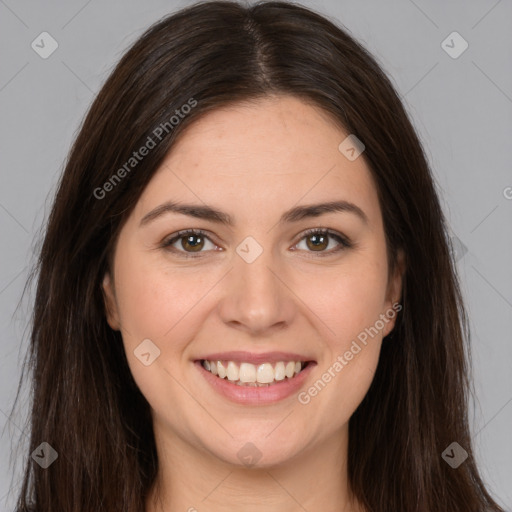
[161,228,352,259]
[161,229,220,258]
[292,228,352,256]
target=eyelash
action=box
[160,228,352,259]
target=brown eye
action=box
[306,232,329,251]
[162,229,218,257]
[294,229,352,256]
[181,233,205,252]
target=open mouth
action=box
[198,359,314,387]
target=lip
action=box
[194,359,317,405]
[195,351,315,365]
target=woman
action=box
[10,1,505,511]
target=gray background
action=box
[1,0,511,509]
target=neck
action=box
[145,421,364,512]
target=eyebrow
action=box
[139,199,368,227]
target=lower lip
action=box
[194,360,316,405]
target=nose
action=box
[217,245,297,336]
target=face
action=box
[102,95,403,469]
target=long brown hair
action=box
[9,1,505,511]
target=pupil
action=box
[184,235,203,251]
[308,234,327,251]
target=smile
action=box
[195,358,316,404]
[201,359,308,386]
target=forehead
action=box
[167,95,349,173]
[135,95,381,227]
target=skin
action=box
[102,95,404,512]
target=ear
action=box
[102,272,120,331]
[382,248,405,337]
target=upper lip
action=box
[195,351,316,365]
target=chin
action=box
[205,434,305,470]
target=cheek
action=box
[114,261,208,410]
[300,269,386,428]
[304,257,389,347]
[294,248,388,415]
[115,249,208,342]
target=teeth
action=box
[239,362,256,383]
[285,361,295,378]
[201,359,306,385]
[217,361,226,379]
[274,362,285,381]
[226,361,239,381]
[257,363,274,384]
